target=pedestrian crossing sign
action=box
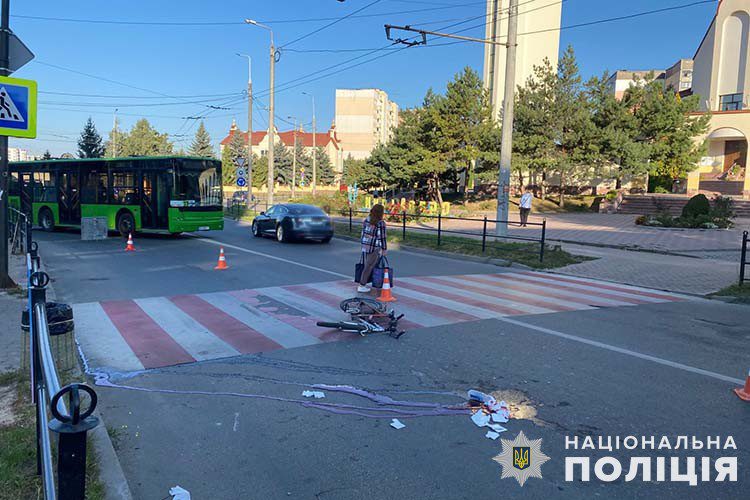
[0,76,37,138]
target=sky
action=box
[9,0,719,156]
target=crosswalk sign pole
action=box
[0,0,12,288]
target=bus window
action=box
[112,173,139,205]
[172,161,222,207]
[33,172,57,203]
[82,170,109,204]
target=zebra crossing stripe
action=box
[520,271,682,301]
[73,302,145,373]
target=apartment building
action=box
[605,69,666,100]
[665,58,694,92]
[334,88,399,160]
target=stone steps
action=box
[618,195,750,217]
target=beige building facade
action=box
[334,89,399,160]
[482,0,562,118]
[665,58,694,92]
[605,69,666,100]
[687,0,750,197]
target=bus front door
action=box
[58,171,80,224]
[141,172,168,229]
[19,173,32,217]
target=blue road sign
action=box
[0,76,37,138]
[236,177,247,187]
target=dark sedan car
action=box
[252,204,333,243]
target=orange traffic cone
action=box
[734,369,750,401]
[214,247,229,270]
[377,268,396,302]
[124,233,136,252]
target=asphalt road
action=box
[34,219,750,499]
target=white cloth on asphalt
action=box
[170,486,191,499]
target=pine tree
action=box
[77,117,106,158]
[189,121,214,158]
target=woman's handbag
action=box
[371,256,394,288]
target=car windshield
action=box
[172,161,222,207]
[287,205,326,215]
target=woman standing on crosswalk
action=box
[357,204,387,293]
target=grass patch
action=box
[711,284,750,303]
[333,222,590,269]
[0,370,105,500]
[223,207,259,223]
[446,195,600,216]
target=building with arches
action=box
[688,0,750,197]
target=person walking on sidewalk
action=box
[357,203,387,293]
[519,188,533,227]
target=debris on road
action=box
[170,485,191,499]
[390,418,406,429]
[468,389,511,436]
[302,390,326,399]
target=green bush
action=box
[653,186,670,194]
[291,192,351,216]
[710,195,735,219]
[605,190,618,201]
[634,215,647,225]
[681,194,710,218]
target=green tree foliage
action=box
[221,131,246,185]
[118,119,173,157]
[42,150,52,160]
[632,80,710,179]
[313,147,335,185]
[189,122,214,158]
[585,72,649,187]
[513,47,598,205]
[77,117,106,158]
[343,156,374,187]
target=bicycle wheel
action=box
[339,297,386,315]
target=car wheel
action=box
[117,211,135,238]
[39,208,55,232]
[252,221,261,238]
[320,236,332,244]
[276,224,288,243]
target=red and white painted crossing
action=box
[72,271,687,374]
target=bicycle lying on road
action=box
[316,298,405,338]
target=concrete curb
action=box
[90,414,134,500]
[32,252,134,500]
[332,234,530,270]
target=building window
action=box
[680,82,691,90]
[682,70,692,78]
[720,93,744,111]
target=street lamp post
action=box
[288,116,298,198]
[236,53,253,207]
[245,19,275,206]
[302,92,316,196]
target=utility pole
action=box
[303,92,316,196]
[0,0,12,288]
[245,19,275,205]
[383,21,513,234]
[494,0,518,237]
[268,36,275,206]
[291,118,297,198]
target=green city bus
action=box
[8,156,224,235]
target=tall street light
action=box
[236,53,253,206]
[287,115,298,198]
[245,19,275,205]
[302,91,316,196]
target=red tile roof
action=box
[220,128,340,149]
[219,130,267,147]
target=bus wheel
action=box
[39,208,55,232]
[117,211,135,237]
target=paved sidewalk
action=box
[554,243,738,294]
[406,212,747,259]
[0,291,23,373]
